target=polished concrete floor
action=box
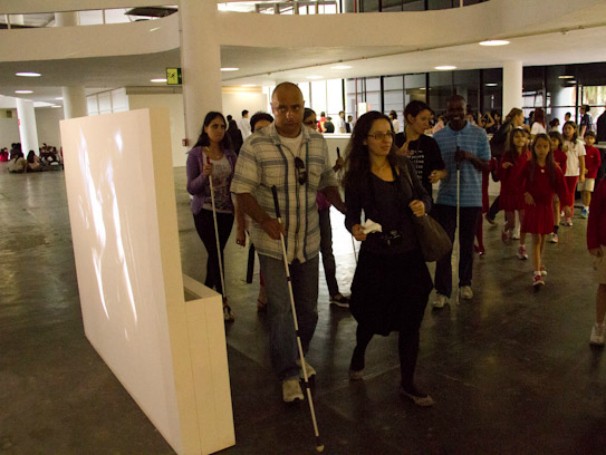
[1,162,605,455]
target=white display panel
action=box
[60,109,234,454]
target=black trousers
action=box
[433,204,481,297]
[193,208,234,294]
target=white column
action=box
[16,98,39,155]
[62,86,87,119]
[502,60,524,114]
[54,11,78,27]
[179,0,223,145]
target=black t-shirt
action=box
[395,133,445,198]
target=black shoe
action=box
[330,294,350,308]
[349,346,365,380]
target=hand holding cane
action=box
[207,156,234,322]
[271,185,324,453]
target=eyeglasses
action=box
[294,157,307,185]
[367,131,395,141]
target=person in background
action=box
[580,104,594,138]
[0,147,9,162]
[578,131,602,218]
[596,103,606,144]
[530,107,547,139]
[432,95,490,308]
[238,109,252,139]
[588,178,606,346]
[564,112,572,125]
[346,115,354,133]
[432,115,445,135]
[26,150,42,172]
[303,108,350,308]
[389,110,400,133]
[317,111,327,133]
[562,120,586,226]
[549,118,560,133]
[343,110,434,406]
[336,110,347,133]
[227,118,243,155]
[246,111,274,313]
[232,82,345,403]
[394,100,446,201]
[8,150,27,173]
[548,131,568,243]
[324,116,335,133]
[186,111,240,322]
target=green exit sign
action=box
[166,67,182,85]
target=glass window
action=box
[326,79,344,116]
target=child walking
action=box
[548,131,568,243]
[521,134,569,287]
[499,128,531,260]
[588,179,606,345]
[578,131,602,218]
[561,121,586,226]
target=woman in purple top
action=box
[186,112,240,318]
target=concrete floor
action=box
[1,162,605,455]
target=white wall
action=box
[222,90,269,124]
[128,93,187,167]
[0,117,19,148]
[36,107,64,148]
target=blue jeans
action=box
[259,254,319,380]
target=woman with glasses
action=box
[186,111,240,321]
[342,111,434,406]
[395,100,446,201]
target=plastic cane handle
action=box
[271,185,281,219]
[455,146,462,171]
[336,147,341,159]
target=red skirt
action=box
[522,203,554,234]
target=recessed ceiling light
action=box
[55,97,63,100]
[479,40,510,47]
[558,75,574,79]
[331,65,352,70]
[485,83,498,87]
[150,78,167,83]
[51,105,62,108]
[306,75,323,80]
[221,67,239,72]
[16,72,41,77]
[435,66,457,71]
[15,90,33,94]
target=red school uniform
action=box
[553,148,567,175]
[585,144,602,180]
[499,149,531,211]
[587,179,606,249]
[521,161,568,235]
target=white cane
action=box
[207,156,234,322]
[271,185,324,453]
[455,147,462,304]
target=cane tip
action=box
[315,443,325,453]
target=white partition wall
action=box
[60,108,234,455]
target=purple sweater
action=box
[186,145,237,215]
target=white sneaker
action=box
[460,286,473,300]
[590,324,605,346]
[296,359,316,379]
[433,293,448,309]
[282,377,304,402]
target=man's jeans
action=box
[259,254,319,380]
[433,204,481,297]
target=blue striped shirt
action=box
[433,123,490,207]
[231,123,337,263]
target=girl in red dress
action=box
[521,134,570,287]
[547,131,568,243]
[499,128,531,260]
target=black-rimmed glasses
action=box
[294,157,308,185]
[367,131,395,141]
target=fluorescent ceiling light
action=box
[331,65,352,70]
[306,75,322,80]
[150,78,167,83]
[485,83,498,87]
[241,84,257,87]
[558,75,574,79]
[221,67,239,72]
[51,105,62,108]
[55,97,63,100]
[16,72,41,77]
[15,90,33,94]
[435,65,456,71]
[479,40,510,47]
